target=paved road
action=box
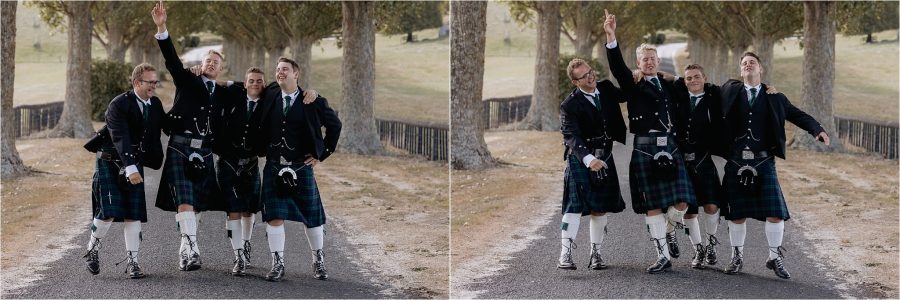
[5,150,393,298]
[466,134,860,298]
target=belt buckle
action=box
[190,138,203,149]
[685,152,696,161]
[656,137,667,147]
[280,156,291,165]
[742,150,755,160]
[238,158,250,166]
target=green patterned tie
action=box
[690,96,699,112]
[247,101,256,120]
[589,94,601,111]
[749,87,758,106]
[650,77,662,91]
[142,101,150,122]
[283,95,292,116]
[206,81,214,94]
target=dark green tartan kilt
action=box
[91,158,148,222]
[260,161,325,228]
[628,137,697,214]
[562,154,625,215]
[684,153,724,214]
[208,156,261,213]
[155,142,217,212]
[722,156,790,221]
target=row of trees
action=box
[452,1,898,170]
[1,1,445,177]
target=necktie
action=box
[283,95,292,116]
[650,77,662,91]
[588,94,601,111]
[247,101,256,120]
[142,101,150,122]
[690,96,699,112]
[206,81,214,94]
[749,87,758,106]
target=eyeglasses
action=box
[139,80,160,86]
[575,69,596,81]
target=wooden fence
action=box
[482,95,531,128]
[11,101,449,161]
[834,115,898,159]
[13,101,64,137]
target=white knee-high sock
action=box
[88,219,112,249]
[176,211,199,255]
[123,221,141,262]
[765,221,785,259]
[684,217,702,245]
[560,213,581,250]
[727,221,746,257]
[266,223,285,260]
[645,214,670,259]
[227,219,243,250]
[589,215,608,246]
[665,206,687,233]
[305,226,324,251]
[703,209,720,236]
[241,214,255,241]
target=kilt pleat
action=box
[260,161,325,228]
[208,156,261,213]
[685,153,724,214]
[91,157,148,222]
[628,136,697,214]
[562,154,625,215]
[722,157,789,221]
[155,142,217,212]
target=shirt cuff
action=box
[582,154,597,168]
[125,165,139,178]
[606,40,618,49]
[155,30,169,40]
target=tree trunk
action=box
[573,3,597,60]
[406,31,413,43]
[129,34,145,65]
[729,43,747,81]
[264,46,285,77]
[51,1,94,138]
[523,1,560,131]
[104,23,127,63]
[752,35,775,84]
[337,1,383,155]
[222,38,237,77]
[866,32,873,43]
[2,0,27,177]
[290,36,315,90]
[450,1,495,170]
[254,46,266,74]
[714,43,729,85]
[794,1,843,152]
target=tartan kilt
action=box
[260,160,325,228]
[562,154,625,215]
[91,158,148,222]
[208,156,261,213]
[722,156,789,221]
[684,153,724,214]
[155,142,217,212]
[628,137,697,214]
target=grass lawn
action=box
[12,4,449,126]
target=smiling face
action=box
[739,53,763,82]
[133,70,158,99]
[636,47,660,76]
[570,64,597,92]
[683,68,706,94]
[275,61,299,91]
[245,72,264,99]
[201,52,224,79]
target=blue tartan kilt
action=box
[208,156,261,213]
[628,135,697,214]
[155,142,217,212]
[260,160,325,228]
[91,158,148,222]
[684,153,724,214]
[722,156,790,221]
[562,154,625,215]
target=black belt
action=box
[169,134,212,148]
[634,135,675,145]
[96,150,120,161]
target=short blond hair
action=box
[206,49,225,61]
[635,43,658,60]
[566,58,590,81]
[131,63,156,82]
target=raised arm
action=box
[603,10,637,93]
[152,0,191,84]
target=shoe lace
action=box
[666,231,678,244]
[561,238,577,262]
[731,246,743,260]
[706,235,718,253]
[243,240,252,262]
[83,238,102,259]
[180,234,199,259]
[651,237,666,256]
[770,246,787,260]
[271,252,284,272]
[114,251,139,274]
[314,250,326,273]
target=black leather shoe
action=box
[127,261,145,279]
[242,240,252,267]
[266,252,285,282]
[588,243,607,270]
[83,238,101,275]
[232,250,247,276]
[766,247,791,279]
[724,247,743,275]
[690,244,706,269]
[313,249,328,280]
[646,256,672,274]
[557,238,577,270]
[705,235,719,265]
[666,231,680,259]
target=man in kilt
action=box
[557,58,627,271]
[719,52,830,279]
[82,63,165,279]
[604,10,696,273]
[255,57,341,282]
[152,2,222,271]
